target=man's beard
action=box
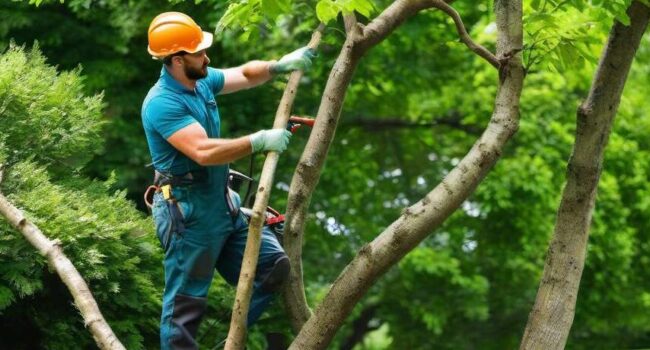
[184,64,208,80]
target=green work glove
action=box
[269,46,316,74]
[250,129,292,153]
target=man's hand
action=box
[250,129,292,153]
[269,47,316,74]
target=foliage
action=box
[3,0,650,349]
[0,163,161,349]
[0,44,162,349]
[216,0,375,37]
[0,44,104,175]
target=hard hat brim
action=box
[149,31,213,59]
[189,31,213,53]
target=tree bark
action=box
[224,25,324,350]
[281,28,359,333]
[0,170,125,350]
[520,3,650,349]
[287,1,524,348]
[282,0,451,333]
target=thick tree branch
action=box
[225,24,325,350]
[282,0,444,333]
[281,29,361,334]
[355,0,439,56]
[287,1,524,348]
[431,0,499,68]
[0,169,125,350]
[520,2,650,349]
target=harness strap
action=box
[144,185,159,210]
[154,169,208,187]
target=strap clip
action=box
[161,184,172,200]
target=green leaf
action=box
[351,0,374,18]
[239,28,252,42]
[0,285,15,311]
[615,12,631,26]
[316,0,340,24]
[531,0,542,10]
[216,2,255,33]
[261,0,282,19]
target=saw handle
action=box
[286,116,316,133]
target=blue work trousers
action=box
[152,186,286,350]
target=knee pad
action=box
[260,255,291,293]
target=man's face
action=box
[181,49,210,80]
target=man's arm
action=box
[167,123,252,165]
[218,46,316,95]
[166,123,292,165]
[219,60,274,95]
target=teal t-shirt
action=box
[142,66,225,180]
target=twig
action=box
[432,0,500,69]
[344,13,358,34]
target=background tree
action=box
[521,2,650,348]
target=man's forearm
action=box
[195,136,253,165]
[241,60,276,87]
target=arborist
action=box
[141,12,314,349]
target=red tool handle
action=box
[289,116,315,127]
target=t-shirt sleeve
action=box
[143,96,198,139]
[204,67,225,94]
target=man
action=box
[141,12,314,349]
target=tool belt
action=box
[144,170,211,241]
[144,170,207,211]
[153,169,208,187]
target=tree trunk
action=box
[0,172,125,350]
[288,1,524,348]
[520,3,650,349]
[281,24,360,333]
[282,0,444,332]
[224,25,324,350]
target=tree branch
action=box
[225,24,325,350]
[282,0,442,334]
[356,0,439,55]
[431,0,499,68]
[287,0,524,348]
[520,2,650,349]
[344,12,358,34]
[0,172,125,350]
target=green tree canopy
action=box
[2,0,650,348]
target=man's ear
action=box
[173,56,184,67]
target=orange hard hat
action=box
[147,12,213,58]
